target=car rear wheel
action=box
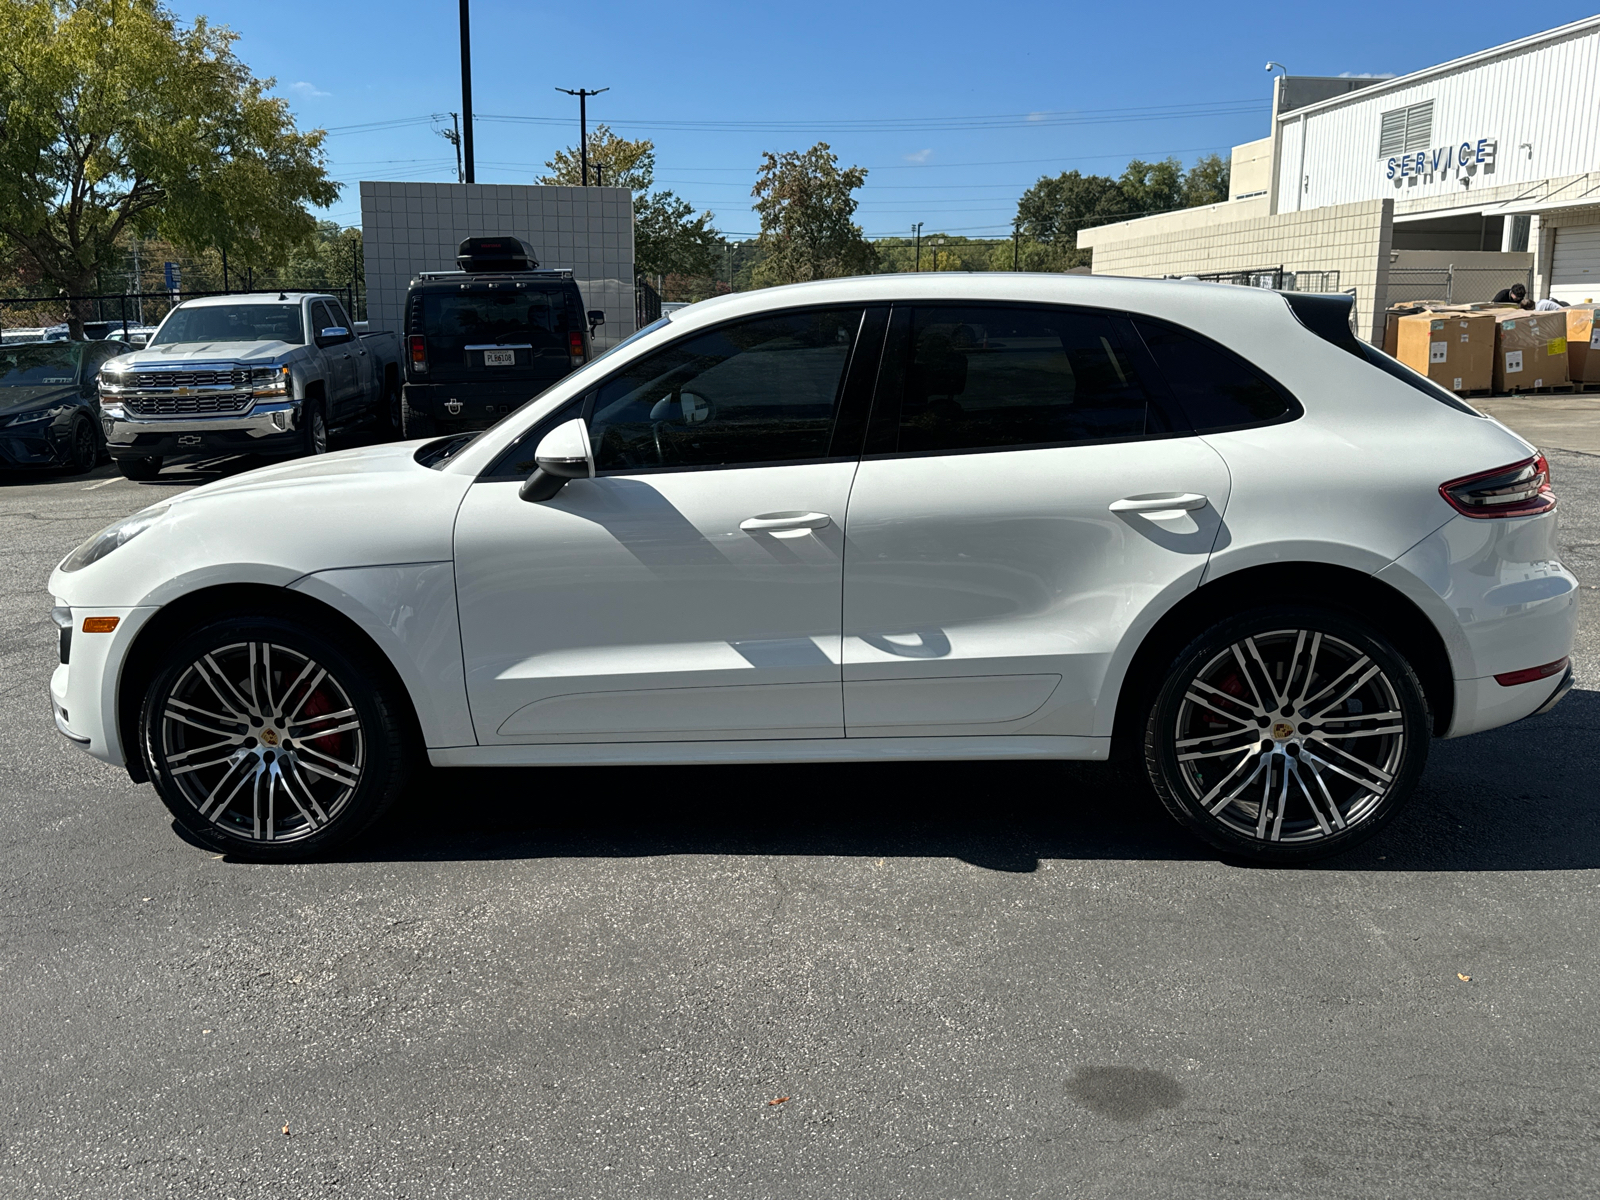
[138,615,410,859]
[115,455,163,481]
[381,377,403,440]
[1144,606,1430,863]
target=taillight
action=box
[1440,454,1555,518]
[1494,657,1569,687]
[568,330,585,365]
[408,335,427,372]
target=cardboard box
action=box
[1395,312,1495,393]
[1563,304,1600,383]
[1493,311,1569,392]
[1383,305,1427,357]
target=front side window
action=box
[151,304,304,346]
[881,305,1163,454]
[1133,319,1293,431]
[588,308,861,471]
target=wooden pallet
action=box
[1576,381,1600,393]
[1455,388,1494,398]
[1501,384,1577,396]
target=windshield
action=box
[0,343,83,386]
[152,304,304,346]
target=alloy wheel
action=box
[1170,628,1409,845]
[156,641,365,844]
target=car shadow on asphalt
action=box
[335,689,1600,874]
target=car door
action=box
[311,301,357,418]
[328,298,372,416]
[841,303,1233,738]
[453,306,884,744]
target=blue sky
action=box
[179,1,1597,240]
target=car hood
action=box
[122,341,297,364]
[52,440,475,608]
[0,383,81,414]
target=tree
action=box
[1182,153,1232,207]
[540,124,719,280]
[0,0,339,337]
[539,124,655,191]
[750,143,876,286]
[1117,158,1186,216]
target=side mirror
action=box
[317,326,351,346]
[520,417,595,502]
[587,308,606,335]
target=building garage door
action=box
[1551,224,1600,303]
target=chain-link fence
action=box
[1162,266,1342,293]
[1386,265,1533,306]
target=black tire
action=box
[401,392,436,439]
[64,416,98,474]
[379,375,403,440]
[303,397,329,456]
[116,455,163,481]
[138,614,411,859]
[1143,605,1430,864]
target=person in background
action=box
[1535,297,1569,311]
[1493,282,1528,304]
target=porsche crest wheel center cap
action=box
[1271,721,1295,741]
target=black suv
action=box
[401,236,604,436]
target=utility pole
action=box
[594,164,605,186]
[913,222,923,271]
[556,87,609,185]
[934,236,945,273]
[436,112,463,183]
[1013,224,1020,271]
[131,235,143,324]
[459,0,474,183]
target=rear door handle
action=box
[740,512,832,533]
[1109,493,1208,514]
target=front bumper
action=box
[48,605,159,766]
[403,381,555,430]
[0,411,78,468]
[102,399,302,457]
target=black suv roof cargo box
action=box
[457,236,539,272]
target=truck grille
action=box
[132,368,253,389]
[123,394,254,416]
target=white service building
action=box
[1080,16,1600,342]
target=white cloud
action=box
[289,81,331,99]
[1026,112,1049,122]
[903,148,932,163]
[1338,72,1395,79]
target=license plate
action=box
[483,349,515,367]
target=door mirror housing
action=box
[587,309,606,334]
[520,417,595,502]
[316,325,351,346]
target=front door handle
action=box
[740,512,832,533]
[1109,493,1208,514]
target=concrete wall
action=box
[359,181,636,349]
[1078,198,1394,343]
[1228,137,1274,201]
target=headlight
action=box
[60,504,170,572]
[252,365,290,396]
[3,408,57,427]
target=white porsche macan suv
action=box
[47,275,1578,863]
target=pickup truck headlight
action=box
[251,365,290,397]
[60,504,170,572]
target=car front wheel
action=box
[138,615,411,858]
[1144,606,1430,863]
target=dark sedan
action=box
[0,340,129,473]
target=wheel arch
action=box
[1109,561,1456,762]
[116,582,426,783]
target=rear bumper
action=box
[102,400,302,458]
[403,380,560,430]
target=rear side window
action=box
[422,288,571,366]
[881,305,1168,454]
[1133,319,1295,431]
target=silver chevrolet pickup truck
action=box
[96,292,402,480]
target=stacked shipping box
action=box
[1384,302,1571,393]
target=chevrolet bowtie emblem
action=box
[175,387,193,396]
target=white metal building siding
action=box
[1550,224,1600,302]
[1275,19,1600,213]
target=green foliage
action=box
[1014,153,1234,268]
[538,124,655,191]
[750,143,876,287]
[0,0,338,331]
[1182,153,1232,207]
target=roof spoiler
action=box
[1284,292,1364,358]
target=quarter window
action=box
[1133,319,1293,431]
[880,305,1164,454]
[588,308,861,471]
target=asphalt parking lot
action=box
[3,431,1598,1199]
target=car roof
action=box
[176,293,330,309]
